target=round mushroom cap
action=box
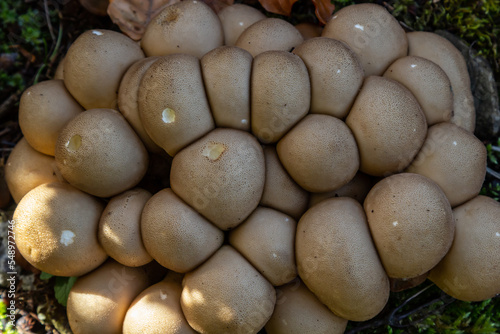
[229,207,297,286]
[406,122,486,207]
[293,37,364,118]
[235,18,304,57]
[322,3,408,76]
[201,46,252,131]
[407,31,475,132]
[364,173,455,279]
[170,128,265,230]
[141,0,223,58]
[260,146,309,220]
[67,260,149,334]
[98,188,153,267]
[64,29,144,109]
[141,188,223,273]
[308,172,372,208]
[296,197,390,321]
[218,4,266,46]
[55,108,149,198]
[251,51,310,143]
[138,54,215,156]
[118,57,163,154]
[265,280,348,334]
[123,275,196,334]
[383,56,453,126]
[19,80,83,156]
[429,196,500,301]
[181,245,276,334]
[13,182,107,277]
[277,114,359,193]
[5,138,62,203]
[345,76,427,176]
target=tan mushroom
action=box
[64,29,144,109]
[345,76,427,176]
[217,4,266,46]
[429,196,500,301]
[407,31,475,132]
[322,3,408,76]
[235,18,303,57]
[141,0,223,58]
[13,182,107,277]
[19,79,83,156]
[406,122,486,207]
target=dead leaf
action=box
[311,0,335,25]
[258,0,299,17]
[107,0,177,40]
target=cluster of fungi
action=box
[5,1,500,333]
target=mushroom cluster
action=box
[7,2,500,333]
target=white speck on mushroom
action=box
[92,30,103,36]
[392,221,398,227]
[411,64,417,68]
[453,141,458,146]
[337,69,341,74]
[495,232,500,237]
[354,24,364,31]
[272,253,278,258]
[282,319,288,326]
[162,108,176,123]
[285,217,289,222]
[241,119,248,125]
[238,22,244,26]
[60,230,76,246]
[160,290,168,300]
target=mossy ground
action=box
[1,0,499,333]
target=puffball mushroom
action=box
[5,138,62,203]
[322,3,408,76]
[67,260,149,334]
[277,114,359,193]
[406,122,486,207]
[63,29,144,109]
[138,54,215,156]
[235,18,304,57]
[260,146,309,220]
[123,274,196,334]
[201,46,252,131]
[265,280,348,334]
[251,51,310,143]
[364,173,455,279]
[407,31,476,132]
[346,76,427,176]
[181,245,276,334]
[141,0,223,58]
[117,57,163,154]
[229,207,297,286]
[429,196,500,301]
[18,79,83,156]
[140,188,223,273]
[170,128,265,230]
[383,56,453,126]
[296,197,390,321]
[293,37,364,118]
[98,188,153,267]
[217,4,266,46]
[13,182,107,277]
[55,108,149,198]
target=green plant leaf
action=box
[40,272,53,280]
[54,276,77,307]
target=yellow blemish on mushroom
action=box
[60,230,76,246]
[66,135,82,151]
[162,108,176,124]
[202,142,226,161]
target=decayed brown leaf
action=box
[258,0,298,16]
[107,0,177,40]
[311,0,335,24]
